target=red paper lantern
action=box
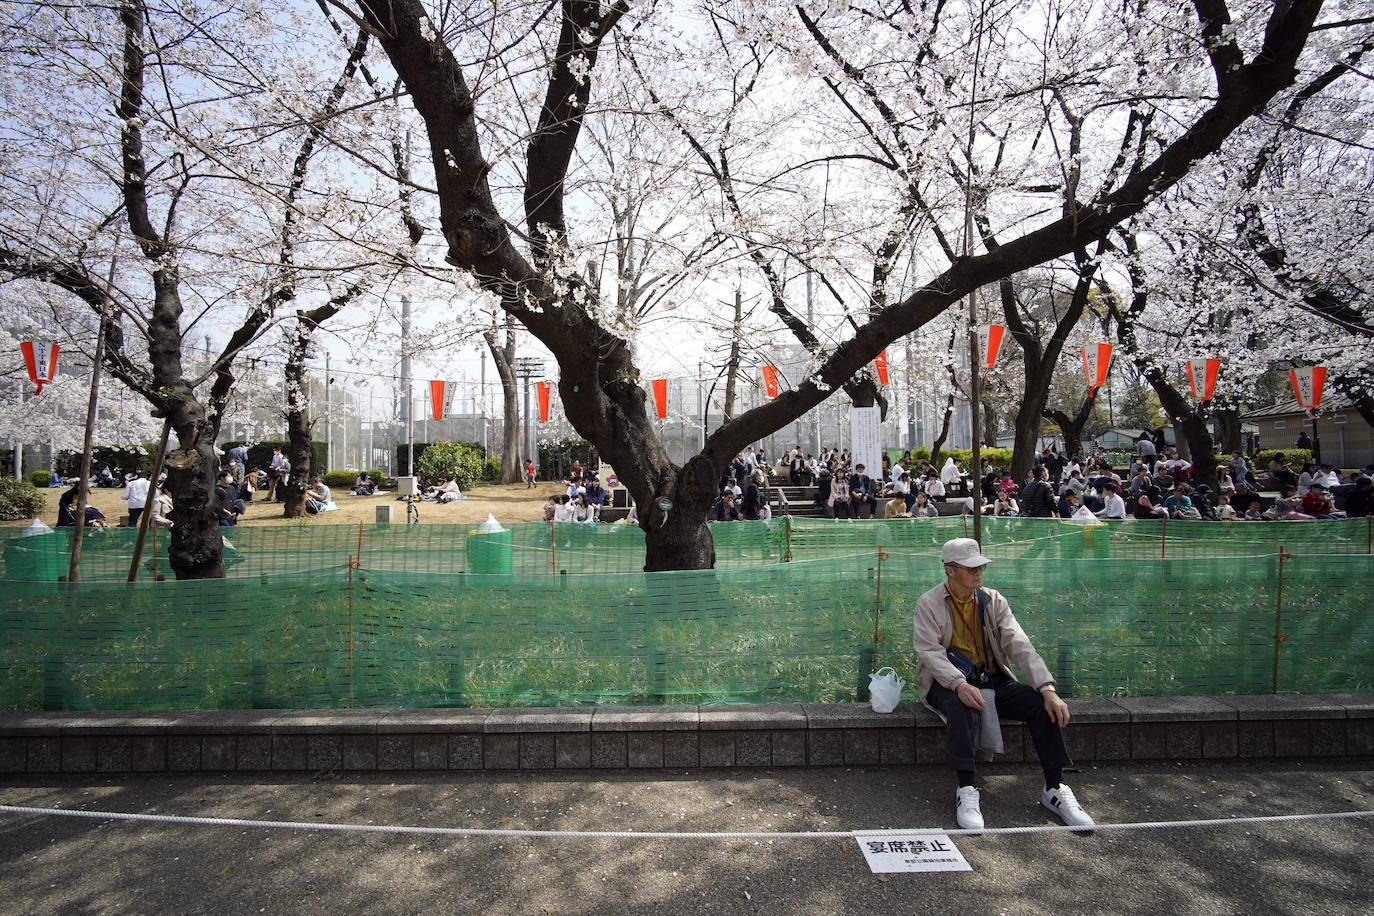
[873,350,890,386]
[651,379,668,419]
[1185,358,1221,401]
[1289,366,1326,409]
[1080,343,1113,394]
[761,365,780,399]
[20,341,59,396]
[536,381,551,422]
[980,325,1006,375]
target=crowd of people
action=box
[693,439,1374,526]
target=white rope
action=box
[1,804,1369,840]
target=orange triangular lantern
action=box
[1289,366,1326,409]
[980,325,1005,376]
[761,365,780,399]
[874,350,890,386]
[651,379,668,418]
[20,341,59,395]
[537,381,551,422]
[1185,358,1221,401]
[428,380,455,420]
[1081,343,1113,394]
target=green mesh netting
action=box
[1,516,1370,710]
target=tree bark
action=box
[1044,393,1098,460]
[484,325,523,484]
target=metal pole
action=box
[807,271,819,455]
[324,352,332,471]
[127,416,173,582]
[400,294,412,475]
[964,0,987,544]
[479,347,488,457]
[523,375,532,472]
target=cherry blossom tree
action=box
[335,0,1333,569]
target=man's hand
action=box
[956,681,985,709]
[1043,689,1070,727]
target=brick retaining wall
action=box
[1,695,1370,775]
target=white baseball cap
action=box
[942,538,991,568]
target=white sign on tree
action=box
[850,406,881,477]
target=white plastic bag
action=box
[868,666,905,713]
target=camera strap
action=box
[975,587,999,675]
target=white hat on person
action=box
[942,537,991,568]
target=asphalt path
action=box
[1,759,1371,915]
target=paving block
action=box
[1094,724,1132,761]
[270,735,308,771]
[913,727,948,765]
[1329,694,1374,719]
[735,732,770,767]
[270,710,384,734]
[593,707,698,731]
[1238,722,1274,758]
[520,734,557,769]
[0,738,27,773]
[1201,723,1238,759]
[168,736,203,771]
[626,733,664,768]
[772,730,806,766]
[449,735,483,769]
[485,708,593,733]
[590,732,626,768]
[998,724,1026,763]
[1274,721,1311,757]
[699,732,734,767]
[413,735,448,769]
[801,703,916,729]
[1311,720,1346,757]
[1130,723,1167,760]
[554,733,590,769]
[1065,724,1094,762]
[96,736,131,773]
[1063,698,1131,723]
[808,730,844,767]
[879,730,915,765]
[843,730,880,766]
[378,735,413,770]
[202,736,237,771]
[1347,720,1374,756]
[60,737,96,773]
[307,735,342,772]
[1219,695,1346,720]
[1165,723,1202,759]
[698,704,806,730]
[663,733,699,768]
[166,711,280,735]
[1116,696,1236,723]
[483,734,519,769]
[378,709,488,733]
[236,736,271,771]
[341,735,378,770]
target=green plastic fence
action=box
[1,516,1370,711]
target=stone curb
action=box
[0,695,1369,774]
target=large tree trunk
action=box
[1216,407,1242,453]
[929,391,956,468]
[281,323,315,518]
[162,439,225,579]
[1045,393,1098,461]
[484,326,523,484]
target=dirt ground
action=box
[9,481,563,530]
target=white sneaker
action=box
[955,785,984,831]
[1042,784,1095,830]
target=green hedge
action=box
[1256,448,1314,470]
[323,469,382,489]
[227,441,328,478]
[29,470,52,488]
[57,444,157,477]
[0,478,46,521]
[903,447,1014,469]
[537,438,597,481]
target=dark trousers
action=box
[850,494,877,518]
[127,507,143,528]
[927,674,1072,774]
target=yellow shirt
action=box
[946,587,990,668]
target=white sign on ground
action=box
[853,833,972,873]
[850,406,881,476]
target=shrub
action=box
[323,469,382,489]
[482,456,502,481]
[0,478,47,521]
[537,438,597,481]
[926,447,1014,469]
[57,444,157,477]
[237,440,327,477]
[416,442,485,490]
[1256,448,1313,471]
[30,470,52,488]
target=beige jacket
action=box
[912,582,1055,698]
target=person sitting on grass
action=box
[434,477,465,503]
[351,472,377,496]
[56,485,106,527]
[543,493,559,521]
[217,471,247,525]
[304,477,332,514]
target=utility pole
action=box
[807,271,820,454]
[514,357,544,474]
[399,295,413,475]
[324,351,332,471]
[479,346,489,457]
